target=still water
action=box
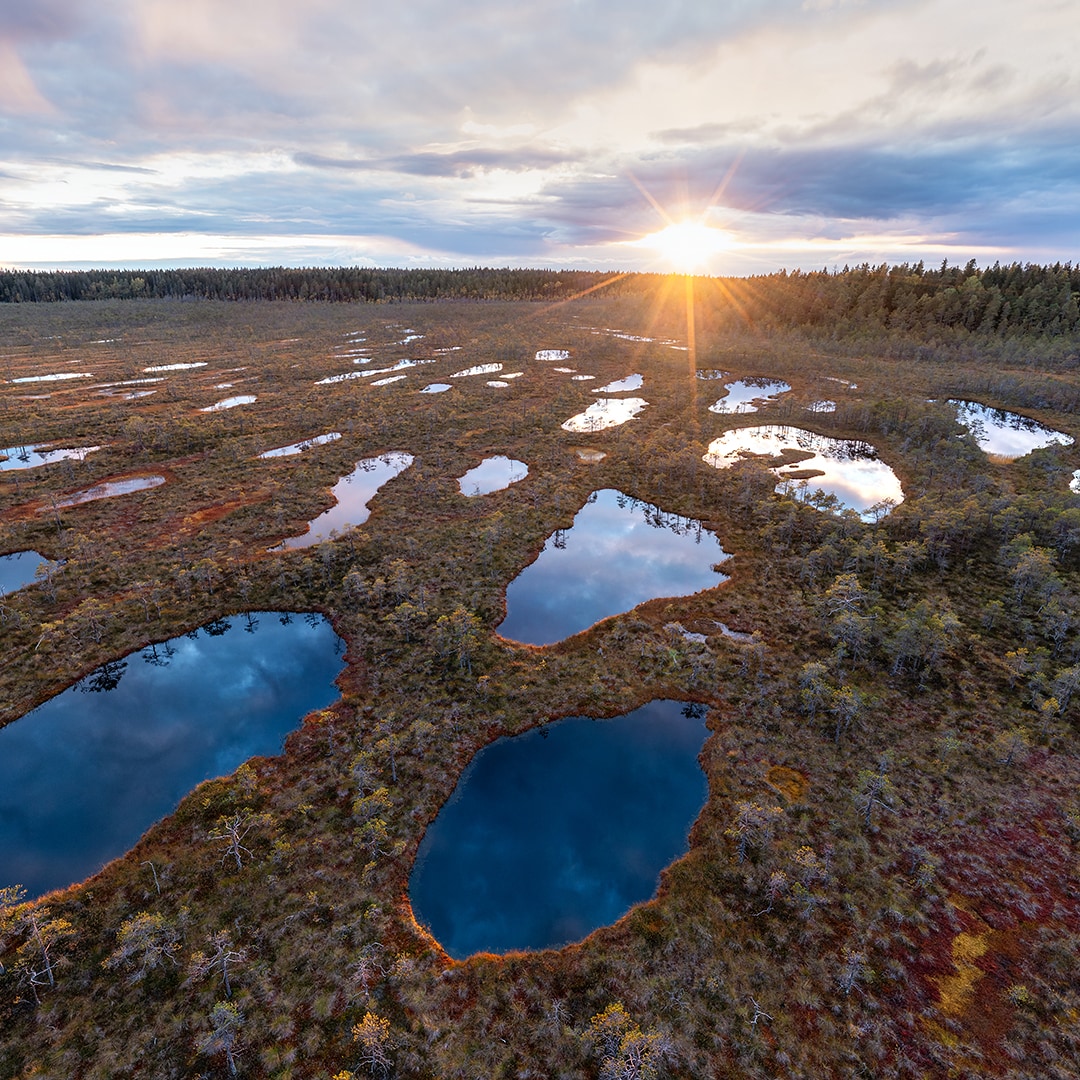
[457,456,529,496]
[0,443,101,471]
[708,378,791,414]
[0,550,53,595]
[0,612,344,899]
[274,452,414,549]
[703,426,904,519]
[496,488,731,645]
[409,699,709,958]
[949,400,1074,459]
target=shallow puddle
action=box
[594,374,643,393]
[458,456,529,496]
[258,432,342,458]
[497,488,731,645]
[8,372,94,384]
[452,364,502,378]
[703,425,903,519]
[48,475,165,509]
[199,395,256,412]
[949,399,1074,459]
[0,612,344,899]
[1,444,101,471]
[273,452,413,549]
[0,550,55,595]
[410,699,709,958]
[708,378,791,414]
[561,397,649,433]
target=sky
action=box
[1,0,1078,275]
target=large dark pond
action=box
[409,699,709,958]
[0,612,344,899]
[496,488,731,645]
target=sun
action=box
[640,220,732,274]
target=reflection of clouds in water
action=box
[561,397,648,432]
[949,399,1073,459]
[409,700,708,958]
[1,614,344,899]
[704,425,903,518]
[497,488,730,644]
[708,378,791,414]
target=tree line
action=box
[1,260,1078,339]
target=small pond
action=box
[536,349,570,361]
[1,443,101,471]
[561,397,649,433]
[0,612,344,899]
[274,452,413,550]
[703,426,904,519]
[419,383,452,394]
[410,699,709,958]
[708,378,791,414]
[497,488,731,645]
[199,395,256,412]
[452,364,502,378]
[458,456,529,496]
[143,362,207,372]
[1071,469,1080,495]
[48,475,165,509]
[949,400,1074,459]
[594,374,643,393]
[9,373,94,384]
[0,550,54,595]
[258,432,342,458]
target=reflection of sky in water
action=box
[276,452,413,549]
[1,443,101,471]
[0,613,343,899]
[561,397,648,432]
[258,432,342,458]
[9,372,94,384]
[1071,469,1080,494]
[708,378,791,414]
[536,349,569,361]
[452,364,502,377]
[51,475,164,508]
[949,399,1074,459]
[410,699,708,958]
[458,456,528,496]
[0,550,53,595]
[703,425,903,518]
[199,395,256,412]
[594,374,643,393]
[497,488,731,644]
[419,383,451,394]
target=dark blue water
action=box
[0,550,53,595]
[0,612,344,899]
[409,699,709,958]
[496,488,731,645]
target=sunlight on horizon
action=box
[634,221,734,274]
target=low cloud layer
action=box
[1,0,1077,272]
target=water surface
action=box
[420,383,452,394]
[703,426,903,519]
[275,452,413,549]
[199,395,256,412]
[1,444,101,471]
[708,378,791,414]
[1,612,344,899]
[594,374,643,393]
[561,398,649,433]
[497,488,731,645]
[949,400,1074,459]
[258,432,342,458]
[410,699,709,958]
[458,456,528,496]
[452,364,502,377]
[0,550,54,595]
[536,350,570,361]
[9,373,94,384]
[49,475,165,509]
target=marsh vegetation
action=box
[1,268,1079,1079]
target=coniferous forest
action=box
[1,266,1079,1079]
